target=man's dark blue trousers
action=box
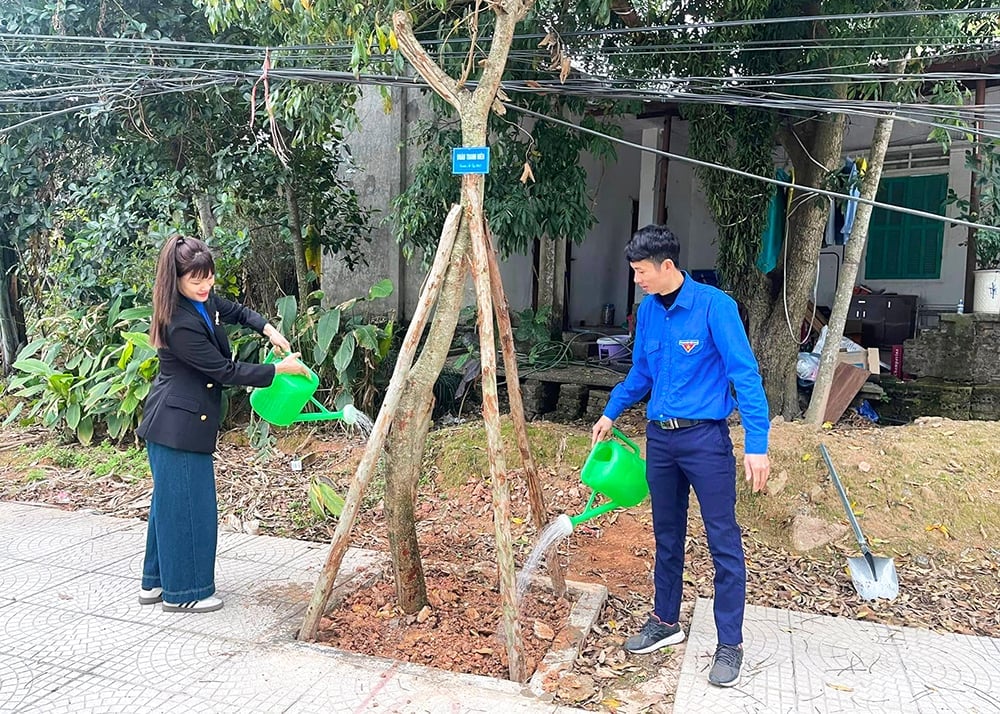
[645,419,745,646]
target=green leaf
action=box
[3,401,24,426]
[315,308,341,363]
[333,333,356,373]
[276,295,298,334]
[353,324,378,351]
[13,358,55,377]
[367,278,393,300]
[66,402,81,430]
[316,479,345,516]
[121,331,152,349]
[77,416,94,445]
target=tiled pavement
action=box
[3,501,999,713]
[678,597,1000,713]
[0,502,580,713]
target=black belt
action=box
[654,418,707,430]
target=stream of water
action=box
[515,515,573,602]
[349,410,375,440]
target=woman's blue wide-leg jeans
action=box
[141,440,217,603]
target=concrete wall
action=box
[566,128,643,326]
[322,86,411,317]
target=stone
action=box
[554,383,588,420]
[790,514,849,552]
[766,470,788,495]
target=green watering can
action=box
[560,427,648,530]
[250,352,359,427]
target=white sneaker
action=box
[138,587,163,605]
[162,596,224,613]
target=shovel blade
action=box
[847,555,899,601]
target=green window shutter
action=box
[865,173,946,280]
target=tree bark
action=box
[806,115,895,423]
[298,204,463,641]
[749,112,846,419]
[384,214,470,614]
[0,236,26,374]
[536,235,566,337]
[485,222,566,597]
[195,194,217,241]
[284,182,311,306]
[464,179,525,682]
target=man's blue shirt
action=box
[603,275,770,454]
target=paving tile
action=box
[0,504,134,538]
[217,530,325,566]
[18,674,247,714]
[32,527,147,572]
[7,609,161,675]
[283,646,555,714]
[93,550,146,579]
[0,652,87,713]
[0,560,87,602]
[88,627,245,694]
[677,598,1000,714]
[0,526,95,563]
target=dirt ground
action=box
[2,411,999,712]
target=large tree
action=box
[555,0,1000,417]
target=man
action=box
[592,224,770,687]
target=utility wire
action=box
[504,101,1000,236]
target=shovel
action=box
[819,444,899,601]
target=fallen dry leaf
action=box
[533,620,555,641]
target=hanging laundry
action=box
[839,157,864,243]
[757,167,792,274]
[824,196,836,247]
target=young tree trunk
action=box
[749,113,846,419]
[298,205,463,641]
[384,214,470,614]
[464,178,525,682]
[805,115,894,423]
[485,222,566,597]
[284,182,311,306]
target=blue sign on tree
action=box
[452,147,491,175]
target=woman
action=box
[136,235,309,613]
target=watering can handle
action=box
[611,427,641,456]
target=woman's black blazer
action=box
[137,294,275,454]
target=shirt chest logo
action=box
[679,339,700,353]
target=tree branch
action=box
[392,11,464,112]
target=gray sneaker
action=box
[624,615,685,654]
[708,644,743,686]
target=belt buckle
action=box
[660,418,679,430]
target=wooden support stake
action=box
[463,178,526,682]
[484,221,566,597]
[298,204,464,642]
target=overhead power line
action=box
[504,102,1000,236]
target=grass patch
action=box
[15,441,150,483]
[427,417,592,490]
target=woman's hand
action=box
[263,324,292,356]
[274,352,311,377]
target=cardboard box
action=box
[836,347,879,375]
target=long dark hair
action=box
[150,235,216,348]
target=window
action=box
[864,173,947,280]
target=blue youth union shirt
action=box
[603,275,770,454]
